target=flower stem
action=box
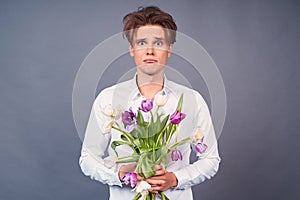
[155,122,170,146]
[112,126,135,144]
[165,124,176,145]
[175,125,178,143]
[132,193,142,200]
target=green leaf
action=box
[136,126,148,139]
[141,154,155,178]
[176,93,184,112]
[160,146,168,167]
[154,115,170,146]
[137,110,146,126]
[115,157,139,163]
[117,154,139,160]
[169,137,191,150]
[111,140,135,157]
[161,115,169,128]
[130,129,139,138]
[136,162,143,177]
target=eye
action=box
[155,41,162,46]
[138,41,145,46]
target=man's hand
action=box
[146,166,178,194]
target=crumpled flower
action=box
[134,180,152,195]
[171,149,183,161]
[102,104,123,120]
[154,93,168,107]
[193,127,205,142]
[122,108,137,132]
[170,110,186,124]
[102,104,114,117]
[103,120,114,134]
[195,142,208,154]
[113,105,123,120]
[122,172,138,188]
[139,99,153,112]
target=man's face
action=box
[130,25,172,76]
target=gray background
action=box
[0,0,299,199]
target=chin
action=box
[139,65,163,75]
[141,63,163,69]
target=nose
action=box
[146,46,154,55]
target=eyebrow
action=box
[135,37,165,41]
[136,37,165,40]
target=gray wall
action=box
[1,0,299,199]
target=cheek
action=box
[133,53,144,65]
[161,52,170,62]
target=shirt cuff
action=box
[172,170,192,190]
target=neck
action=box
[136,72,164,100]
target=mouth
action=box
[143,59,158,64]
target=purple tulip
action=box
[139,99,153,112]
[171,149,183,161]
[122,108,137,132]
[122,172,138,188]
[125,123,137,132]
[195,143,207,154]
[122,108,136,124]
[170,110,186,124]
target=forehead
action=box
[135,25,166,39]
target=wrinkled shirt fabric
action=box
[79,76,221,200]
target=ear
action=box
[167,44,173,58]
[129,45,134,57]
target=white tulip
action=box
[103,120,114,134]
[154,94,168,107]
[102,104,114,117]
[193,127,205,142]
[114,105,124,120]
[134,180,152,195]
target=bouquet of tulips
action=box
[102,94,208,199]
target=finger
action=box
[147,175,166,180]
[154,169,166,176]
[155,165,163,170]
[150,190,159,194]
[146,179,165,186]
[130,163,137,167]
[151,186,165,192]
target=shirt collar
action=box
[129,74,171,101]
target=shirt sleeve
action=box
[78,93,123,187]
[172,92,221,190]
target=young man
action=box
[79,6,220,199]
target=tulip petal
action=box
[139,99,153,112]
[122,172,138,188]
[171,149,183,161]
[195,143,208,154]
[170,110,186,124]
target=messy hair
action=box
[123,6,177,45]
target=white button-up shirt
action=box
[79,75,221,200]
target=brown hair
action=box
[123,6,177,45]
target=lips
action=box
[143,59,158,63]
